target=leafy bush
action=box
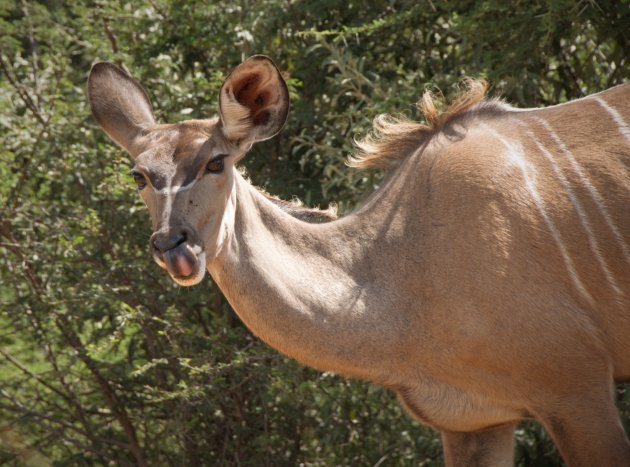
[1,0,629,465]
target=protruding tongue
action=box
[164,243,196,278]
[176,254,193,277]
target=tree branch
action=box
[21,0,41,107]
[103,19,118,54]
[0,55,47,126]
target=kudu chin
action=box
[89,55,630,466]
[150,226,206,286]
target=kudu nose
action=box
[151,230,187,253]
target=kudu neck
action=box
[207,171,411,381]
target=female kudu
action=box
[88,56,630,466]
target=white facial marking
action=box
[154,175,198,229]
[522,119,622,297]
[155,179,197,196]
[159,175,175,228]
[481,124,593,304]
[593,96,630,145]
[150,171,206,285]
[535,117,630,267]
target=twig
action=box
[0,349,72,404]
[0,55,47,127]
[0,221,146,466]
[53,315,149,467]
[21,0,41,107]
[103,19,118,54]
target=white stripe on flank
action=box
[480,124,593,303]
[535,117,630,267]
[524,125,622,296]
[593,96,630,145]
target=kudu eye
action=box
[205,155,226,174]
[131,170,147,190]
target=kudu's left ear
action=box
[88,62,155,157]
[219,55,290,144]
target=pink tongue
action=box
[176,254,193,277]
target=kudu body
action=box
[88,56,630,466]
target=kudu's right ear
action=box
[88,62,155,157]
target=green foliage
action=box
[1,0,629,465]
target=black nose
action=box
[152,230,187,253]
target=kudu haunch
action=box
[88,56,630,466]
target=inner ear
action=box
[233,74,272,126]
[219,56,289,143]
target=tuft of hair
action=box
[220,89,253,140]
[349,78,489,170]
[261,190,338,223]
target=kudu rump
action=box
[88,56,630,466]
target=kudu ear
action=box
[88,62,155,157]
[219,55,289,144]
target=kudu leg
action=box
[441,422,517,467]
[537,398,630,467]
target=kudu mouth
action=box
[150,228,206,286]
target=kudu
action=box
[88,56,630,466]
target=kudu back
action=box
[88,56,630,466]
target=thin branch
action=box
[103,19,118,54]
[0,222,146,466]
[53,315,148,467]
[0,345,105,461]
[0,400,132,453]
[21,0,41,107]
[0,350,72,404]
[0,219,45,299]
[0,55,47,127]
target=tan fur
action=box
[89,57,630,467]
[351,79,490,169]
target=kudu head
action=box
[88,56,289,286]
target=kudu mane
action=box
[260,189,338,223]
[351,79,495,169]
[277,79,492,221]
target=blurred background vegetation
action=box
[1,0,629,465]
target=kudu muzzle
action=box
[150,225,201,279]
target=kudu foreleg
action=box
[441,422,516,467]
[536,396,630,467]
